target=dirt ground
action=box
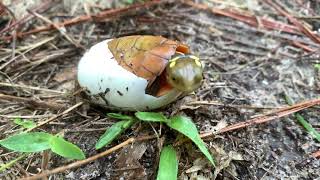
[0,0,319,179]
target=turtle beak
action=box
[182,78,202,92]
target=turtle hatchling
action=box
[77,35,203,111]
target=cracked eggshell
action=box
[77,39,181,111]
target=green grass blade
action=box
[107,113,134,120]
[0,153,28,172]
[0,132,52,152]
[95,119,135,149]
[49,136,85,160]
[157,145,178,180]
[166,115,215,166]
[13,118,36,129]
[284,94,320,142]
[135,112,168,122]
[295,114,320,142]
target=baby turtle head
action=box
[166,54,203,92]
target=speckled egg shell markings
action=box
[77,39,181,111]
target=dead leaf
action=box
[53,67,77,83]
[211,145,244,179]
[53,67,77,91]
[114,142,147,179]
[186,158,208,173]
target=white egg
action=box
[77,39,181,111]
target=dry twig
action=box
[201,98,320,137]
[26,102,83,132]
[28,11,83,49]
[186,100,283,109]
[0,82,64,94]
[0,93,65,110]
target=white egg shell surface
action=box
[77,39,181,111]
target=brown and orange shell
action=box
[107,35,190,87]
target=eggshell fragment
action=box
[77,39,181,111]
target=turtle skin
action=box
[107,35,189,87]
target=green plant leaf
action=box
[126,0,134,4]
[314,64,320,70]
[135,112,168,122]
[166,115,215,166]
[0,132,52,152]
[157,145,178,180]
[107,113,134,120]
[13,118,36,129]
[295,114,320,142]
[95,119,135,149]
[49,136,85,160]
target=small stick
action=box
[41,150,50,174]
[0,115,53,119]
[0,82,64,94]
[9,48,74,77]
[28,11,84,49]
[200,98,320,138]
[0,36,55,70]
[0,93,65,110]
[291,41,317,52]
[186,100,283,109]
[26,102,83,132]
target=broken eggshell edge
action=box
[77,39,181,111]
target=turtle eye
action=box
[171,76,181,85]
[170,76,183,87]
